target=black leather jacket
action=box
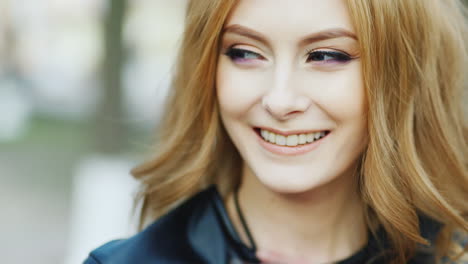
[84,185,444,264]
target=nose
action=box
[262,69,310,121]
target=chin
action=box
[250,165,336,194]
[244,151,363,196]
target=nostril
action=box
[288,111,302,115]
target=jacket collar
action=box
[186,185,443,264]
[187,186,259,263]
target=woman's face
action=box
[216,0,367,193]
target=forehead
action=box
[225,0,354,39]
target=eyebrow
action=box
[222,24,357,46]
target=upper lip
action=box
[256,126,330,136]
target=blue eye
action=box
[306,51,352,63]
[225,48,263,62]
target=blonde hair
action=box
[132,0,468,263]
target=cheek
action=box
[320,64,368,152]
[306,63,366,122]
[216,59,265,116]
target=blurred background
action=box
[0,0,186,263]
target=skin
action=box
[216,0,368,262]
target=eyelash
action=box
[224,48,263,63]
[305,49,353,63]
[224,47,353,64]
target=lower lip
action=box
[254,129,330,156]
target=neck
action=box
[226,165,368,263]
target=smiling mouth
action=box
[254,128,331,147]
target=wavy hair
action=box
[346,0,468,262]
[131,0,468,263]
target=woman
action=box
[84,0,468,263]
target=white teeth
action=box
[298,134,306,144]
[314,132,321,140]
[259,129,328,146]
[286,135,298,146]
[268,132,275,143]
[276,135,286,146]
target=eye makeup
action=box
[305,49,355,65]
[224,47,265,64]
[222,35,359,69]
[223,46,357,67]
